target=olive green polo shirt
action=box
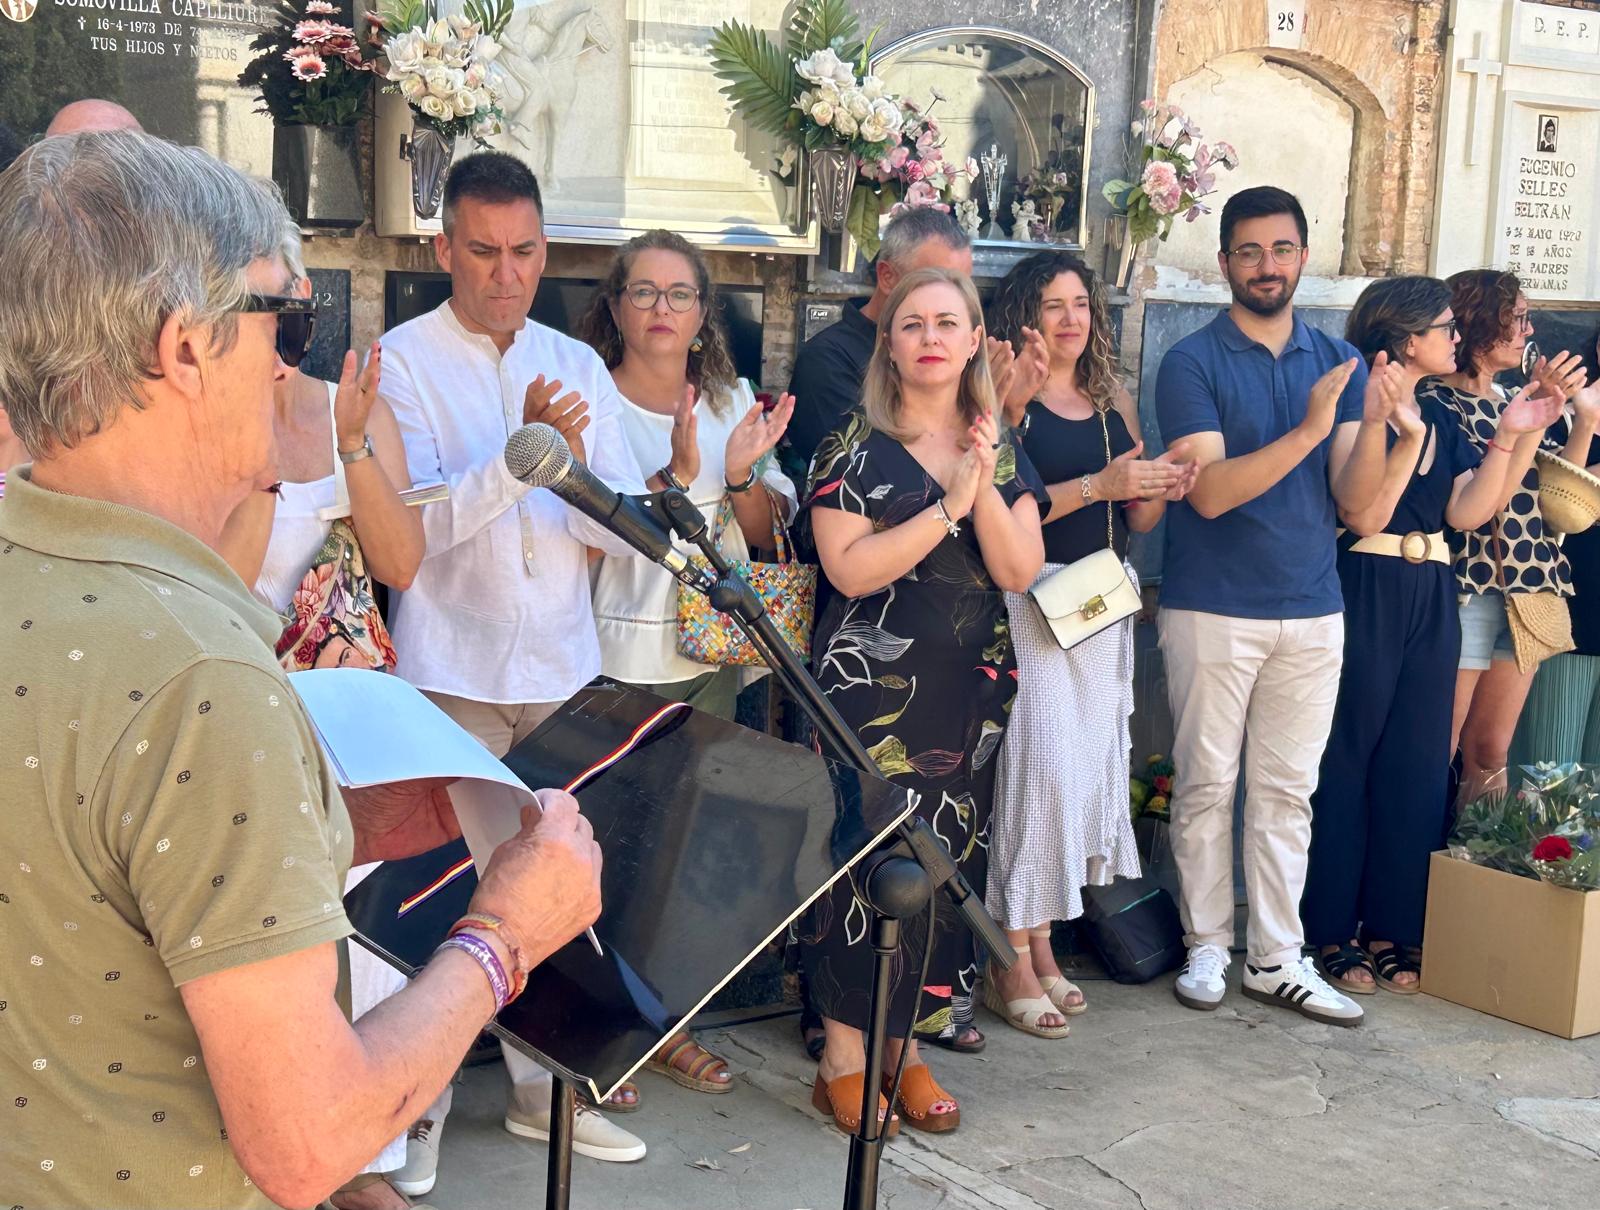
[1,468,354,1210]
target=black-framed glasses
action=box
[239,293,317,367]
[1226,242,1303,268]
[622,283,701,313]
[1420,318,1459,338]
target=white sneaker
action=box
[1174,943,1230,1010]
[1242,955,1365,1027]
[391,1117,441,1197]
[504,1102,647,1163]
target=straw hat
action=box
[1536,449,1600,536]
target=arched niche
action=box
[1159,51,1358,276]
[870,26,1095,247]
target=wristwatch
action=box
[724,465,758,493]
[658,464,688,491]
[338,436,374,465]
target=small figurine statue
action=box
[1010,198,1038,243]
[954,198,981,240]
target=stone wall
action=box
[1151,0,1447,276]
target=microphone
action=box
[503,423,690,577]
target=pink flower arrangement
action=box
[286,50,328,81]
[1103,100,1239,244]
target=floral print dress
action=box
[797,413,1048,1036]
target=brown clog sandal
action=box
[884,1063,960,1134]
[645,1030,734,1094]
[810,1069,899,1137]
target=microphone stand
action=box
[651,488,1017,1210]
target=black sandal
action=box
[916,1025,987,1055]
[1365,942,1421,995]
[1314,943,1377,995]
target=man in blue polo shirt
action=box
[1155,186,1395,1027]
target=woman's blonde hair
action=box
[577,228,738,416]
[861,267,997,440]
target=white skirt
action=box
[988,562,1143,929]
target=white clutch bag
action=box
[1029,548,1139,650]
[1026,406,1138,651]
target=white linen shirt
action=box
[379,301,647,704]
[591,379,798,685]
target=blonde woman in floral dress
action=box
[801,267,1046,1136]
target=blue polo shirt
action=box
[1156,310,1367,619]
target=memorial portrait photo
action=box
[1539,114,1560,152]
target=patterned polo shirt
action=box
[0,468,354,1209]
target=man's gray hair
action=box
[876,207,971,269]
[0,131,295,456]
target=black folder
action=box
[344,679,914,1104]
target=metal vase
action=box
[405,119,453,221]
[271,124,364,229]
[808,146,859,234]
[1104,213,1136,291]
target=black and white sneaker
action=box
[1242,955,1364,1026]
[1174,943,1230,1010]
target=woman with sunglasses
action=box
[577,228,796,1108]
[218,243,423,669]
[1419,272,1593,801]
[1302,276,1559,996]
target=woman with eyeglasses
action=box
[1418,271,1594,801]
[578,228,797,1108]
[217,242,422,671]
[1301,276,1560,995]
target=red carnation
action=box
[1533,835,1574,862]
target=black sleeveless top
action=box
[1019,401,1135,564]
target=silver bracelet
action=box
[933,499,960,537]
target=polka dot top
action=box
[1418,379,1573,597]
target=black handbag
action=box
[1080,878,1188,985]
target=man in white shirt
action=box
[378,152,649,1190]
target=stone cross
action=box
[1459,30,1504,167]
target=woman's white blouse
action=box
[591,379,798,685]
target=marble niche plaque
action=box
[376,0,808,248]
[1492,95,1600,298]
[0,0,276,173]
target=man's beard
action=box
[1230,271,1298,317]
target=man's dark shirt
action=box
[782,299,876,486]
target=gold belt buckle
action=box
[1081,594,1107,620]
[1401,531,1430,564]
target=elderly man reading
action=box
[0,132,603,1210]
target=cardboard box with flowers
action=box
[1422,764,1600,1038]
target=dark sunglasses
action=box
[239,294,317,367]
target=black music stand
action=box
[343,683,917,1209]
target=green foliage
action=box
[786,0,865,66]
[847,182,888,257]
[463,0,514,38]
[375,0,431,33]
[707,21,800,140]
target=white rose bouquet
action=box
[370,0,511,143]
[709,0,971,255]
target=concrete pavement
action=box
[424,967,1600,1210]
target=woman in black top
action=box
[981,252,1196,1034]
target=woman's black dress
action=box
[797,412,1048,1036]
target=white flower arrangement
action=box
[371,1,511,142]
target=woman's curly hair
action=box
[986,250,1120,410]
[577,229,738,415]
[1445,268,1521,378]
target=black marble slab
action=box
[302,267,350,384]
[344,680,913,1103]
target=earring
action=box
[690,335,704,354]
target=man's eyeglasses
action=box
[622,283,701,313]
[240,294,317,368]
[1225,242,1303,268]
[1420,319,1459,338]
